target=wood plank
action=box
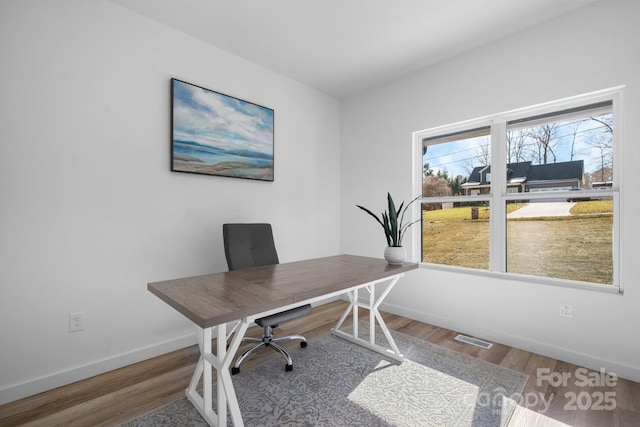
[148,273,294,328]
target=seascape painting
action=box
[171,78,274,181]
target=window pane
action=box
[506,197,613,284]
[422,127,491,197]
[504,102,614,285]
[422,202,489,270]
[506,102,613,192]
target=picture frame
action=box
[171,78,274,181]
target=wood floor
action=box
[1,300,639,427]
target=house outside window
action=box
[414,87,621,290]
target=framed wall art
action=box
[171,78,274,181]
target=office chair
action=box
[222,223,311,374]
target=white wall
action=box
[0,0,340,403]
[341,0,640,382]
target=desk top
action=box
[148,254,418,328]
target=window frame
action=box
[412,87,623,293]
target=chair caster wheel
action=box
[231,367,240,375]
[285,364,293,372]
[300,341,308,348]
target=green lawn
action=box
[569,199,613,215]
[422,202,613,284]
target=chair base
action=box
[231,326,307,375]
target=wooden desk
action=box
[149,254,418,427]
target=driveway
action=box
[507,201,576,218]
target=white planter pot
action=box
[384,246,406,265]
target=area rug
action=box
[119,324,527,426]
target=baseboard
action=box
[1,298,343,406]
[0,332,197,406]
[379,301,640,384]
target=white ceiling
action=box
[109,0,598,98]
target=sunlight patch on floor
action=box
[348,360,480,426]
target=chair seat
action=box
[256,304,312,328]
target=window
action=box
[422,127,491,270]
[414,88,621,290]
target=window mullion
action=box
[490,119,507,273]
[612,90,622,290]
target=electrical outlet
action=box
[69,312,85,332]
[560,303,573,318]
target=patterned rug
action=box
[119,325,527,426]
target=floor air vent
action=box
[454,334,493,349]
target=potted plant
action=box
[356,193,421,264]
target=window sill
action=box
[418,262,623,295]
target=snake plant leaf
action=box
[358,204,393,246]
[356,205,385,229]
[399,195,421,230]
[400,218,421,243]
[381,211,393,246]
[387,193,399,246]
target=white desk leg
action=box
[186,321,249,427]
[369,284,375,346]
[186,326,216,425]
[352,287,359,338]
[333,289,355,333]
[217,320,248,427]
[216,324,227,425]
[332,274,404,362]
[370,276,402,357]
